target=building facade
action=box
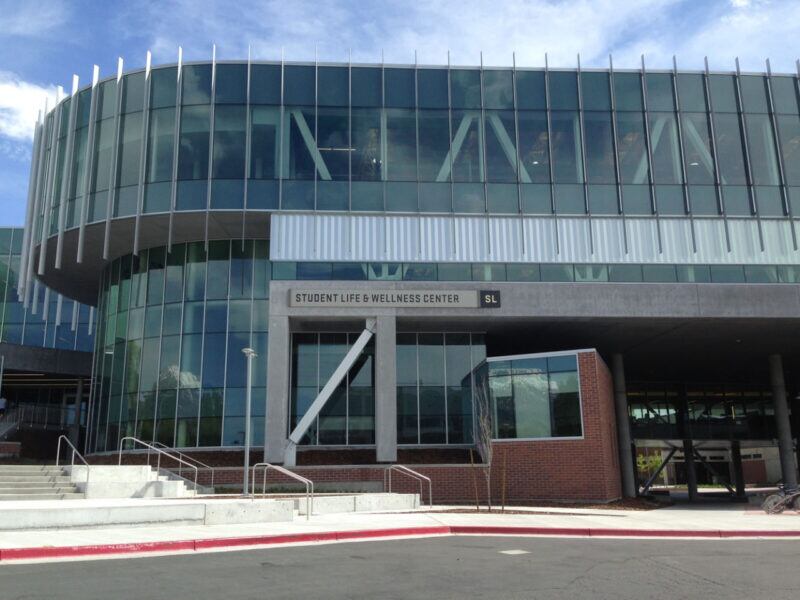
[10,56,800,500]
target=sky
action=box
[0,0,799,225]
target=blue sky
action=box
[1,0,799,225]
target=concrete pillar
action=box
[612,354,637,498]
[375,316,397,462]
[265,315,290,463]
[730,440,745,498]
[69,378,84,446]
[683,439,698,501]
[769,354,798,490]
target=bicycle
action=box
[762,485,800,514]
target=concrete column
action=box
[769,354,798,490]
[265,315,290,463]
[683,439,698,501]
[375,315,397,462]
[730,440,745,498]
[69,378,84,446]
[612,354,637,498]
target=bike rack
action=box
[384,465,432,509]
[251,462,314,520]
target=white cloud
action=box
[0,72,57,142]
[0,0,69,37]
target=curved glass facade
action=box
[29,62,800,252]
[90,239,271,452]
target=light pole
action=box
[241,347,257,496]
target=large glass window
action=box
[485,110,518,183]
[550,111,583,183]
[483,352,582,439]
[649,112,683,184]
[616,111,649,184]
[777,114,800,185]
[583,111,615,184]
[713,113,748,185]
[517,111,550,183]
[681,113,715,184]
[385,109,417,181]
[418,110,450,182]
[745,114,780,186]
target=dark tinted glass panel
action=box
[122,72,145,113]
[677,73,707,111]
[351,67,381,107]
[453,183,484,212]
[613,72,643,111]
[645,73,675,111]
[549,71,578,109]
[182,64,212,105]
[622,185,652,214]
[541,264,574,281]
[583,112,615,183]
[487,183,518,212]
[588,185,617,214]
[418,182,450,212]
[655,185,685,214]
[515,70,546,109]
[681,113,715,184]
[550,111,583,183]
[97,80,118,120]
[777,114,800,185]
[283,65,315,105]
[554,184,585,214]
[521,183,552,213]
[212,105,246,179]
[746,114,780,185]
[417,69,448,108]
[616,111,649,184]
[150,67,177,108]
[755,186,784,216]
[739,75,769,113]
[649,112,683,184]
[284,107,316,179]
[722,186,751,215]
[250,64,281,104]
[250,106,279,179]
[708,74,739,112]
[451,110,483,182]
[214,63,247,104]
[580,72,610,110]
[689,185,719,215]
[517,111,550,183]
[386,109,416,181]
[177,105,210,180]
[483,70,513,109]
[770,76,799,114]
[450,69,481,109]
[116,112,143,188]
[418,110,450,181]
[384,68,414,108]
[713,113,748,185]
[316,107,349,181]
[146,107,175,184]
[317,66,348,106]
[352,109,382,181]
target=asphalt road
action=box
[3,536,800,600]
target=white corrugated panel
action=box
[726,219,761,264]
[556,218,591,262]
[269,214,800,265]
[625,218,661,263]
[489,217,522,262]
[760,219,799,264]
[591,218,627,263]
[658,219,694,263]
[522,218,557,261]
[693,219,728,263]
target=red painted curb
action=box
[2,525,799,562]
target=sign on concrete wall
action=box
[289,289,500,308]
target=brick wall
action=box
[92,350,622,502]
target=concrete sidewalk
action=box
[1,501,798,564]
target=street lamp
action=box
[241,347,257,496]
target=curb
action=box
[2,525,800,562]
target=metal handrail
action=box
[384,464,432,509]
[151,441,215,490]
[251,462,314,520]
[118,436,199,496]
[56,434,91,489]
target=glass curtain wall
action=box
[289,332,375,445]
[0,228,93,350]
[397,332,485,445]
[36,64,800,241]
[90,239,271,452]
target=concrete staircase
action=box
[0,465,84,500]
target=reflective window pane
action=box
[214,64,247,104]
[739,75,769,113]
[515,70,546,110]
[681,113,715,184]
[482,70,513,109]
[645,73,675,111]
[649,112,683,184]
[283,65,315,105]
[548,71,578,109]
[351,67,381,107]
[580,72,610,110]
[352,108,382,181]
[770,76,800,115]
[250,64,281,105]
[677,73,707,112]
[384,68,414,108]
[745,114,780,185]
[182,64,212,105]
[417,69,448,109]
[616,111,649,184]
[613,72,643,111]
[317,66,348,107]
[550,111,584,183]
[713,113,748,185]
[418,110,450,182]
[708,74,739,112]
[517,111,550,183]
[450,69,481,109]
[777,114,800,185]
[177,105,210,180]
[583,111,615,184]
[386,109,417,181]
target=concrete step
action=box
[0,475,70,483]
[0,482,76,490]
[0,469,66,477]
[0,486,81,495]
[0,492,84,501]
[0,464,62,470]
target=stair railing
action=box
[384,464,432,509]
[118,436,199,496]
[251,462,314,520]
[56,434,91,488]
[151,441,216,490]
